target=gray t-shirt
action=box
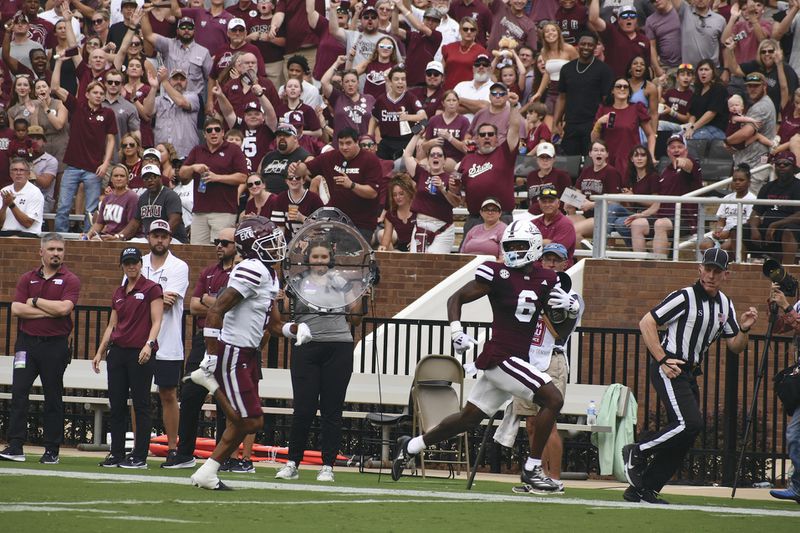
[678,3,726,67]
[733,94,776,175]
[644,8,682,68]
[135,186,188,243]
[293,272,354,343]
[10,40,43,71]
[103,97,141,163]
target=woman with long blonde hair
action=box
[527,22,577,128]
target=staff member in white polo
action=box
[139,218,189,461]
[1,158,44,238]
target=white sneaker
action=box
[316,465,334,482]
[186,368,219,394]
[275,460,299,480]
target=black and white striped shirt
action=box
[650,281,740,365]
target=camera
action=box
[763,257,798,298]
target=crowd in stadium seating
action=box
[3,0,800,261]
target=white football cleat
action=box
[316,465,334,482]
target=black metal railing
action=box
[0,303,794,485]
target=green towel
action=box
[590,383,638,481]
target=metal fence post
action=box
[722,348,740,486]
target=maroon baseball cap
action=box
[287,111,304,128]
[774,151,797,166]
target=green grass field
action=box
[1,458,798,532]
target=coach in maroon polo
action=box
[180,117,249,244]
[289,127,381,242]
[1,233,81,465]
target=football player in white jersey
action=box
[187,216,312,490]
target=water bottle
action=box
[518,142,527,156]
[197,172,208,193]
[753,481,773,488]
[587,400,597,426]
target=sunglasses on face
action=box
[121,142,136,148]
[461,26,477,32]
[776,160,793,167]
[490,91,507,97]
[229,27,246,32]
[425,70,442,76]
[214,239,234,247]
[477,131,496,138]
[130,41,142,46]
[615,83,630,89]
[761,49,775,54]
[619,12,637,19]
[362,13,378,19]
[247,180,262,188]
[142,173,160,180]
[286,175,303,181]
[178,24,194,30]
[106,79,122,85]
[92,19,105,25]
[429,152,444,158]
[205,126,222,133]
[475,62,490,68]
[359,142,375,148]
[378,43,394,50]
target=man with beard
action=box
[327,2,388,72]
[117,164,187,243]
[148,67,201,160]
[259,123,310,194]
[410,61,445,118]
[745,151,800,264]
[457,118,522,235]
[137,219,190,465]
[453,54,492,123]
[553,32,614,156]
[141,12,213,96]
[588,2,651,79]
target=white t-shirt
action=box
[715,191,756,231]
[453,79,491,123]
[39,9,84,44]
[172,181,194,228]
[1,181,44,234]
[221,258,280,349]
[278,81,324,111]
[141,251,190,360]
[528,290,584,371]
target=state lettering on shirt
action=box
[579,178,604,195]
[466,161,494,178]
[334,164,360,175]
[262,158,290,174]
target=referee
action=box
[0,233,81,464]
[622,249,758,504]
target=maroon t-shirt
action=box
[98,190,139,234]
[410,85,445,122]
[629,170,659,195]
[371,91,424,138]
[220,76,279,119]
[473,260,558,369]
[275,0,325,53]
[656,158,702,221]
[725,117,748,151]
[449,0,493,45]
[75,62,113,98]
[595,103,650,177]
[385,209,416,250]
[575,163,623,217]
[555,4,588,45]
[148,11,177,39]
[410,166,455,224]
[244,195,276,218]
[192,261,233,329]
[459,143,516,215]
[305,149,382,230]
[532,211,576,267]
[275,101,322,132]
[425,113,470,162]
[184,140,249,214]
[128,84,154,148]
[28,16,57,49]
[311,15,346,81]
[250,17,287,64]
[779,103,800,143]
[329,89,375,137]
[236,121,275,173]
[404,30,443,87]
[181,8,235,56]
[599,24,651,79]
[226,3,262,28]
[110,276,163,349]
[526,168,572,215]
[661,87,693,124]
[210,43,267,80]
[63,94,119,172]
[0,128,13,188]
[14,265,81,337]
[363,60,394,100]
[269,189,324,240]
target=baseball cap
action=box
[287,111,304,127]
[121,0,138,5]
[120,246,142,264]
[536,142,555,158]
[667,133,686,145]
[12,12,29,23]
[142,148,161,161]
[276,123,298,136]
[774,151,797,166]
[542,243,568,259]
[177,16,195,27]
[480,197,501,210]
[148,218,172,235]
[490,82,508,92]
[744,72,766,85]
[426,60,444,74]
[170,68,187,79]
[423,7,444,19]
[619,4,637,15]
[362,5,378,16]
[702,248,729,271]
[228,18,247,30]
[141,163,161,177]
[27,125,46,138]
[244,101,263,113]
[474,54,491,66]
[538,185,559,199]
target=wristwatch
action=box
[350,181,356,190]
[147,340,156,349]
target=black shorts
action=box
[153,359,183,388]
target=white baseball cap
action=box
[536,142,555,158]
[141,163,161,176]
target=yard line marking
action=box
[104,516,196,524]
[0,505,117,513]
[2,468,799,518]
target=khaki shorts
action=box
[513,351,567,416]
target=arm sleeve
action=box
[61,274,81,304]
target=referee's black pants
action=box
[177,333,226,457]
[107,346,154,460]
[638,359,703,492]
[287,341,353,467]
[8,333,70,453]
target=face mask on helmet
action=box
[500,221,543,268]
[252,228,286,263]
[235,217,287,264]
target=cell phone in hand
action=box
[411,119,428,135]
[608,112,616,129]
[241,70,254,85]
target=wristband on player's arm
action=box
[450,320,463,336]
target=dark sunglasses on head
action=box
[205,126,222,133]
[477,131,496,137]
[247,180,262,188]
[214,239,234,246]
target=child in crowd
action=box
[525,102,552,154]
[9,117,33,160]
[724,95,773,151]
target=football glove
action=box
[199,353,218,373]
[452,331,478,354]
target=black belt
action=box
[20,332,68,343]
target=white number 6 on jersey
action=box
[515,290,539,322]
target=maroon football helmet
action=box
[234,216,286,263]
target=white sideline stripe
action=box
[1,469,799,518]
[105,516,196,524]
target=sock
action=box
[200,458,221,476]
[407,436,426,455]
[530,458,542,468]
[524,457,536,471]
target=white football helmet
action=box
[501,220,543,268]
